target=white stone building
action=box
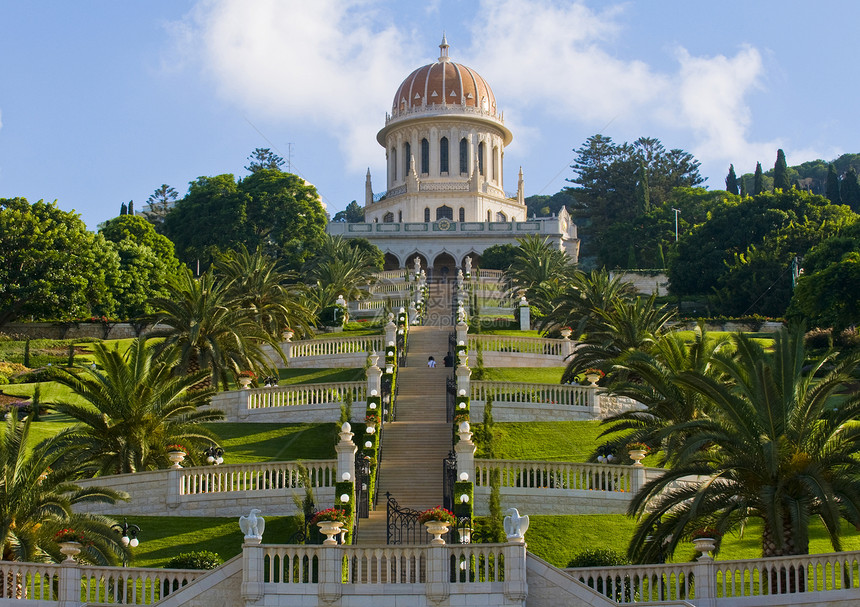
[327,36,579,276]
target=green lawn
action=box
[481,367,566,384]
[672,330,774,349]
[121,515,300,568]
[206,423,337,463]
[476,421,608,461]
[278,368,365,384]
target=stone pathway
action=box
[356,282,453,544]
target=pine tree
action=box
[840,167,860,212]
[636,163,650,212]
[120,202,128,215]
[725,164,739,195]
[773,149,790,191]
[753,162,764,195]
[826,164,842,204]
[245,148,285,173]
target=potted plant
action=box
[167,444,187,468]
[584,368,605,386]
[690,527,721,557]
[627,442,650,466]
[283,328,294,341]
[365,412,380,429]
[55,529,84,561]
[237,370,256,389]
[419,506,456,545]
[560,326,573,339]
[310,508,350,545]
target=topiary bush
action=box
[164,550,223,570]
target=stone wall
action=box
[1,321,154,340]
[473,487,631,516]
[470,400,599,422]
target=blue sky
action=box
[1,1,857,230]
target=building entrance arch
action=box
[405,253,429,276]
[433,252,456,281]
[383,253,401,271]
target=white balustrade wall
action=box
[470,381,599,421]
[468,335,571,366]
[279,336,383,368]
[75,460,337,518]
[473,460,643,516]
[211,383,368,423]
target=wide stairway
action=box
[357,282,454,544]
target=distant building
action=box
[327,36,579,276]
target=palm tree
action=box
[504,235,575,315]
[538,268,638,336]
[215,245,315,339]
[561,294,675,383]
[148,268,283,388]
[303,235,380,315]
[596,327,731,465]
[50,338,223,475]
[0,411,129,564]
[628,326,860,562]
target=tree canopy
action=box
[332,200,365,223]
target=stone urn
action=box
[59,541,82,562]
[424,521,451,545]
[628,450,647,467]
[692,537,716,559]
[560,328,572,339]
[283,330,294,342]
[238,376,253,389]
[168,451,186,469]
[585,373,601,386]
[318,521,344,545]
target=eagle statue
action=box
[503,508,529,540]
[239,508,265,540]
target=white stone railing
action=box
[475,460,633,493]
[288,336,383,358]
[476,269,504,279]
[471,381,596,409]
[350,298,409,311]
[368,282,411,295]
[565,549,860,604]
[374,269,408,281]
[469,334,564,356]
[179,460,337,495]
[0,560,205,605]
[247,382,365,410]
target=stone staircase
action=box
[356,283,453,544]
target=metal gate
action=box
[442,451,458,512]
[355,452,371,519]
[385,493,423,545]
[446,376,457,423]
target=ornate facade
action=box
[328,36,579,275]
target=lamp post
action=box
[204,446,224,465]
[112,519,141,566]
[672,207,681,242]
[596,446,615,464]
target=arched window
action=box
[436,205,453,220]
[398,210,402,222]
[496,211,507,222]
[404,142,411,173]
[421,138,429,174]
[391,147,397,181]
[440,137,449,173]
[493,145,499,181]
[460,138,468,174]
[478,141,485,176]
[383,212,394,223]
[459,207,465,222]
[487,210,492,222]
[424,207,431,222]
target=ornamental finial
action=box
[439,33,450,62]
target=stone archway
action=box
[405,252,429,276]
[462,252,482,273]
[433,252,456,281]
[383,253,401,271]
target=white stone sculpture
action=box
[503,508,529,541]
[239,508,266,540]
[464,256,472,275]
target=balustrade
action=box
[247,382,365,409]
[469,335,563,356]
[263,546,320,584]
[79,566,204,605]
[179,460,337,495]
[715,551,860,598]
[566,562,696,604]
[0,562,59,600]
[289,336,383,358]
[475,460,632,493]
[351,299,409,311]
[471,381,593,408]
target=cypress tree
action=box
[840,167,860,212]
[773,149,790,191]
[120,202,128,215]
[725,164,739,195]
[753,162,764,195]
[128,200,134,215]
[740,177,748,197]
[826,164,842,204]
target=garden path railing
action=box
[288,336,383,358]
[179,460,337,495]
[468,335,566,356]
[475,460,634,493]
[247,382,366,409]
[471,381,596,410]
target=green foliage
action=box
[753,161,764,195]
[0,198,119,325]
[332,200,365,223]
[303,235,383,318]
[567,548,630,568]
[790,251,860,330]
[524,189,576,218]
[245,148,285,173]
[841,168,860,212]
[725,164,739,195]
[165,550,223,570]
[479,244,518,271]
[826,163,842,203]
[142,184,178,229]
[162,170,327,271]
[773,149,790,191]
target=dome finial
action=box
[439,32,450,62]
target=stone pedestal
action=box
[336,424,357,484]
[241,538,264,604]
[519,297,530,331]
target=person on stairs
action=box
[427,356,436,368]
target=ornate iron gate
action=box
[386,493,423,545]
[355,452,371,519]
[446,376,456,423]
[442,450,458,512]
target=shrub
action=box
[165,550,223,570]
[836,327,860,349]
[0,375,8,386]
[567,548,630,568]
[804,327,832,350]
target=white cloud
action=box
[174,0,419,172]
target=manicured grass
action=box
[2,381,91,407]
[121,516,300,568]
[476,421,608,461]
[672,330,774,349]
[278,368,366,384]
[481,367,566,384]
[516,515,860,568]
[206,423,337,463]
[474,329,542,337]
